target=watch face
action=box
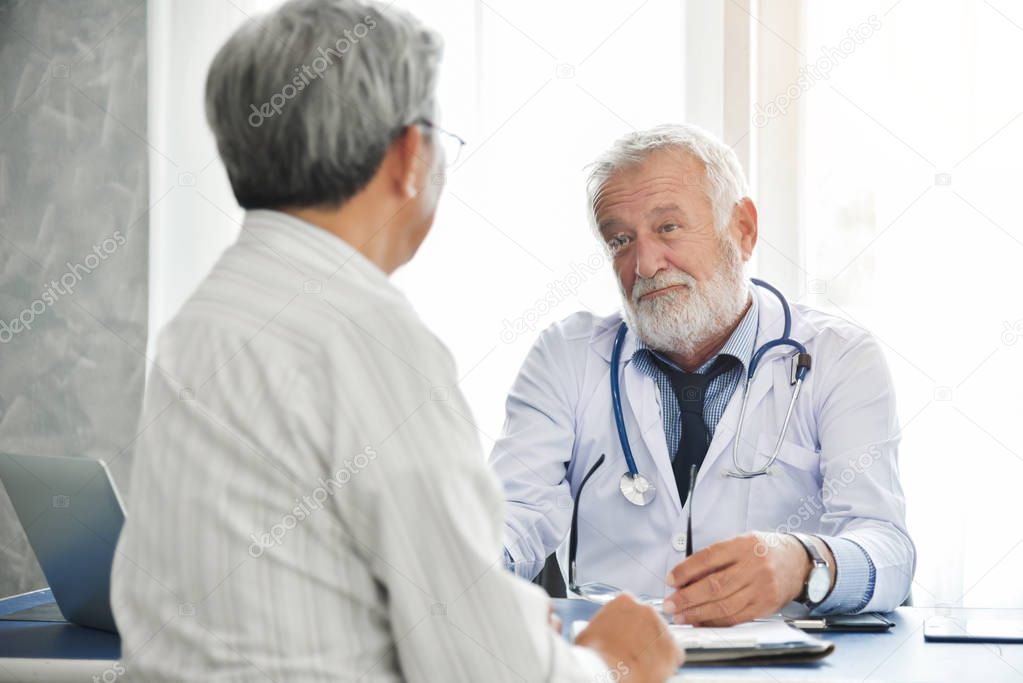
[807,566,830,603]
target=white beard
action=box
[620,238,749,357]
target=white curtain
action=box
[147,0,263,355]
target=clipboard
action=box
[573,620,835,665]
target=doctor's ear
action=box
[731,197,758,260]
[384,124,428,199]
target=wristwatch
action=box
[786,532,832,607]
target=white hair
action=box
[585,123,750,234]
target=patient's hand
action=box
[575,594,684,682]
[548,604,562,634]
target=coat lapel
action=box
[591,315,682,514]
[698,286,806,481]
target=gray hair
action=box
[585,124,750,234]
[205,0,443,210]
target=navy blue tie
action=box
[652,355,737,506]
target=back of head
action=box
[205,0,443,211]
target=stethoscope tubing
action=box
[609,278,812,489]
[610,322,640,478]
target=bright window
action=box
[799,0,1023,607]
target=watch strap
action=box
[786,532,829,606]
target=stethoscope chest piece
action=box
[619,472,656,506]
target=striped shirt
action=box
[111,210,607,682]
[631,293,759,457]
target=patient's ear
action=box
[384,124,427,199]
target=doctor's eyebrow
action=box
[597,218,628,235]
[647,203,680,213]
[646,203,690,221]
[598,203,690,235]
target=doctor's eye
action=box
[607,234,631,254]
[659,222,681,234]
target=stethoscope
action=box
[610,278,812,506]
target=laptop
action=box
[0,453,125,633]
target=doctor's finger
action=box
[688,598,764,628]
[666,540,745,588]
[663,563,752,614]
[671,589,755,626]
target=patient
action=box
[110,0,681,681]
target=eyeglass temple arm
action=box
[569,453,607,591]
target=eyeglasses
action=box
[415,118,466,168]
[568,454,697,607]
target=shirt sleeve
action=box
[812,535,876,614]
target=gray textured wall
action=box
[0,0,148,597]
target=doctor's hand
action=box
[662,532,827,626]
[576,594,684,682]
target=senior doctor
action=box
[491,124,915,626]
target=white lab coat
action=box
[491,286,915,612]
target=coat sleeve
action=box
[489,322,583,580]
[812,329,916,613]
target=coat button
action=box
[671,533,687,553]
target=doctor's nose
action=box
[634,236,670,280]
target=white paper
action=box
[668,621,816,650]
[572,619,820,651]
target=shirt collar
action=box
[633,290,759,375]
[239,209,394,288]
